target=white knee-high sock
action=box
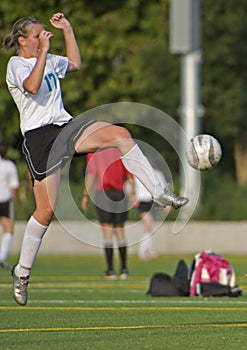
[0,232,13,261]
[121,144,164,197]
[16,216,48,277]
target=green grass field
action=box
[1,254,247,349]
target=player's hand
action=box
[39,30,53,52]
[50,13,71,30]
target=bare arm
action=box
[23,30,53,94]
[23,13,81,94]
[10,188,16,200]
[81,172,96,211]
[126,174,139,207]
[50,13,81,72]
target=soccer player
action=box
[133,165,168,260]
[4,13,188,306]
[0,141,20,268]
[82,148,134,279]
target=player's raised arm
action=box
[50,12,81,72]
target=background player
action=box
[82,148,134,279]
[0,141,20,269]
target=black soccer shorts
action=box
[94,190,128,225]
[0,199,14,219]
[22,118,96,183]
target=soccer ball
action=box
[185,134,222,170]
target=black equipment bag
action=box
[147,260,190,297]
[198,282,242,297]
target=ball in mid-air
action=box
[185,134,222,170]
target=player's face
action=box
[20,24,44,58]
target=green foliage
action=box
[195,170,247,220]
[1,0,247,219]
[201,0,247,174]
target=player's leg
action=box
[141,210,153,234]
[75,122,189,209]
[32,170,60,226]
[138,211,157,260]
[101,223,116,279]
[75,121,134,155]
[12,171,60,305]
[95,192,116,279]
[115,225,128,279]
[112,193,128,279]
[0,215,14,268]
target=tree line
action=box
[0,0,247,219]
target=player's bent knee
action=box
[114,125,132,140]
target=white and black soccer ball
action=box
[185,134,222,170]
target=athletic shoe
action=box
[11,264,29,306]
[103,269,117,280]
[153,190,189,209]
[0,260,8,269]
[119,268,129,280]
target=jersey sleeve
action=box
[48,54,69,79]
[7,57,32,93]
[8,162,19,189]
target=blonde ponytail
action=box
[3,17,44,51]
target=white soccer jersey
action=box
[6,54,72,135]
[0,157,19,202]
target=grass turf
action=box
[0,254,247,349]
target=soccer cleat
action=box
[0,260,8,269]
[103,269,117,280]
[11,264,29,306]
[153,190,189,209]
[119,268,129,280]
